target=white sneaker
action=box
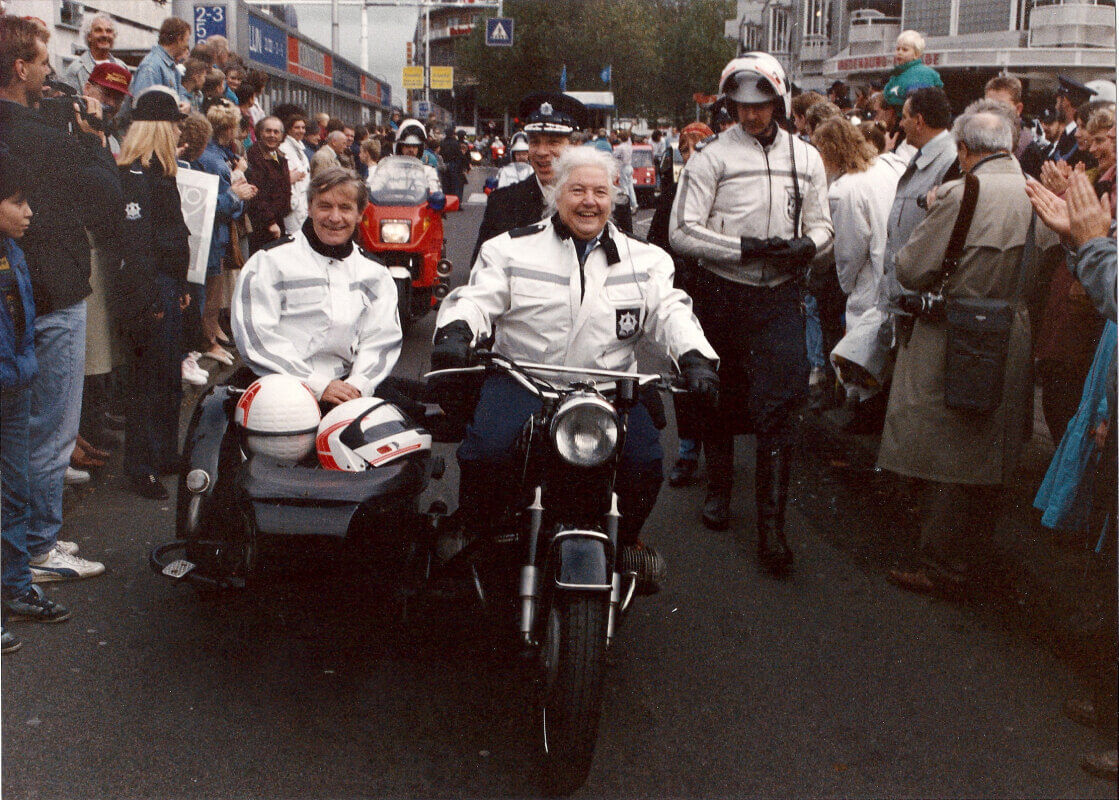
[64,466,90,485]
[30,546,105,583]
[56,540,79,556]
[181,355,208,386]
[809,366,825,388]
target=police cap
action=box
[1057,74,1096,106]
[519,93,587,135]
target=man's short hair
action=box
[190,43,214,65]
[183,57,209,83]
[201,68,225,95]
[0,15,47,89]
[964,98,1019,138]
[254,115,283,140]
[83,13,115,45]
[326,117,346,134]
[907,87,953,131]
[984,75,1022,105]
[952,109,1014,155]
[792,91,826,118]
[308,166,367,214]
[158,17,191,47]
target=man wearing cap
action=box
[83,62,131,153]
[470,92,589,265]
[1054,74,1098,163]
[61,13,127,94]
[669,52,833,569]
[1021,107,1063,179]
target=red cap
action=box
[88,62,132,97]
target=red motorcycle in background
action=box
[356,156,459,332]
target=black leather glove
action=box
[430,320,473,371]
[740,236,770,261]
[772,236,817,269]
[678,349,719,406]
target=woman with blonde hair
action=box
[115,87,192,499]
[812,117,906,430]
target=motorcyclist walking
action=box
[669,53,834,572]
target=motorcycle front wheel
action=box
[537,594,609,795]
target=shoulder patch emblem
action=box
[616,307,640,340]
[509,223,546,238]
[259,235,295,252]
[124,202,142,221]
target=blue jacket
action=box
[0,237,37,389]
[193,141,245,272]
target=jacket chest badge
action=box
[125,202,142,221]
[616,308,640,340]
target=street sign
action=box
[193,5,226,42]
[486,17,514,47]
[415,100,432,118]
[430,66,453,90]
[402,66,425,90]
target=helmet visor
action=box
[725,72,779,105]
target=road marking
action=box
[467,193,487,204]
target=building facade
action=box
[411,3,484,127]
[726,0,1116,108]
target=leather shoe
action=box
[76,435,111,460]
[71,444,107,470]
[1064,697,1097,728]
[130,474,169,500]
[668,457,699,487]
[886,568,965,598]
[1080,749,1118,781]
[702,490,730,531]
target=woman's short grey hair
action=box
[553,147,619,195]
[307,166,368,214]
[896,30,925,56]
[952,108,1014,155]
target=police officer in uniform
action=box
[433,147,719,588]
[470,93,589,265]
[669,53,834,572]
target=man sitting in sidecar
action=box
[429,147,720,585]
[232,166,402,405]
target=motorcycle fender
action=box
[176,386,233,538]
[388,266,412,282]
[550,531,613,591]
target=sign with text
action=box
[288,36,332,86]
[333,61,362,97]
[834,52,942,73]
[402,65,425,89]
[485,17,513,47]
[247,13,287,71]
[193,5,226,42]
[430,66,453,90]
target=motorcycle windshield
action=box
[368,156,429,206]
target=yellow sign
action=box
[402,66,425,89]
[430,66,454,90]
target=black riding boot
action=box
[755,446,794,572]
[701,435,734,531]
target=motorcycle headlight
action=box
[550,395,619,468]
[380,220,411,244]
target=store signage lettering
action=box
[248,14,287,71]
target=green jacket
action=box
[883,59,943,108]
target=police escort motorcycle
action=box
[421,350,678,796]
[149,372,443,591]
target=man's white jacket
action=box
[436,217,717,371]
[668,124,833,287]
[232,230,402,399]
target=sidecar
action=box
[356,156,456,333]
[149,384,442,590]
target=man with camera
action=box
[879,103,1036,597]
[0,16,122,584]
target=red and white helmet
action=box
[719,53,791,116]
[316,397,432,471]
[235,374,321,462]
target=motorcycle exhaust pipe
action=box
[520,486,544,645]
[436,259,453,277]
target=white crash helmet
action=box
[316,397,432,471]
[1085,79,1117,104]
[235,374,321,462]
[510,131,529,153]
[395,119,427,154]
[719,53,791,117]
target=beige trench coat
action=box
[877,155,1036,485]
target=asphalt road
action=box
[2,169,1112,800]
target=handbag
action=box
[227,215,252,269]
[935,167,1033,413]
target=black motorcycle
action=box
[424,352,675,795]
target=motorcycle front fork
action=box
[517,490,624,648]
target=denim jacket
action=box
[193,142,246,271]
[0,237,37,389]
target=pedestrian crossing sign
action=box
[486,17,514,47]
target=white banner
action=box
[176,168,219,285]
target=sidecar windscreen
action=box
[368,155,430,206]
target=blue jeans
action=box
[804,293,825,370]
[27,301,86,558]
[2,386,33,598]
